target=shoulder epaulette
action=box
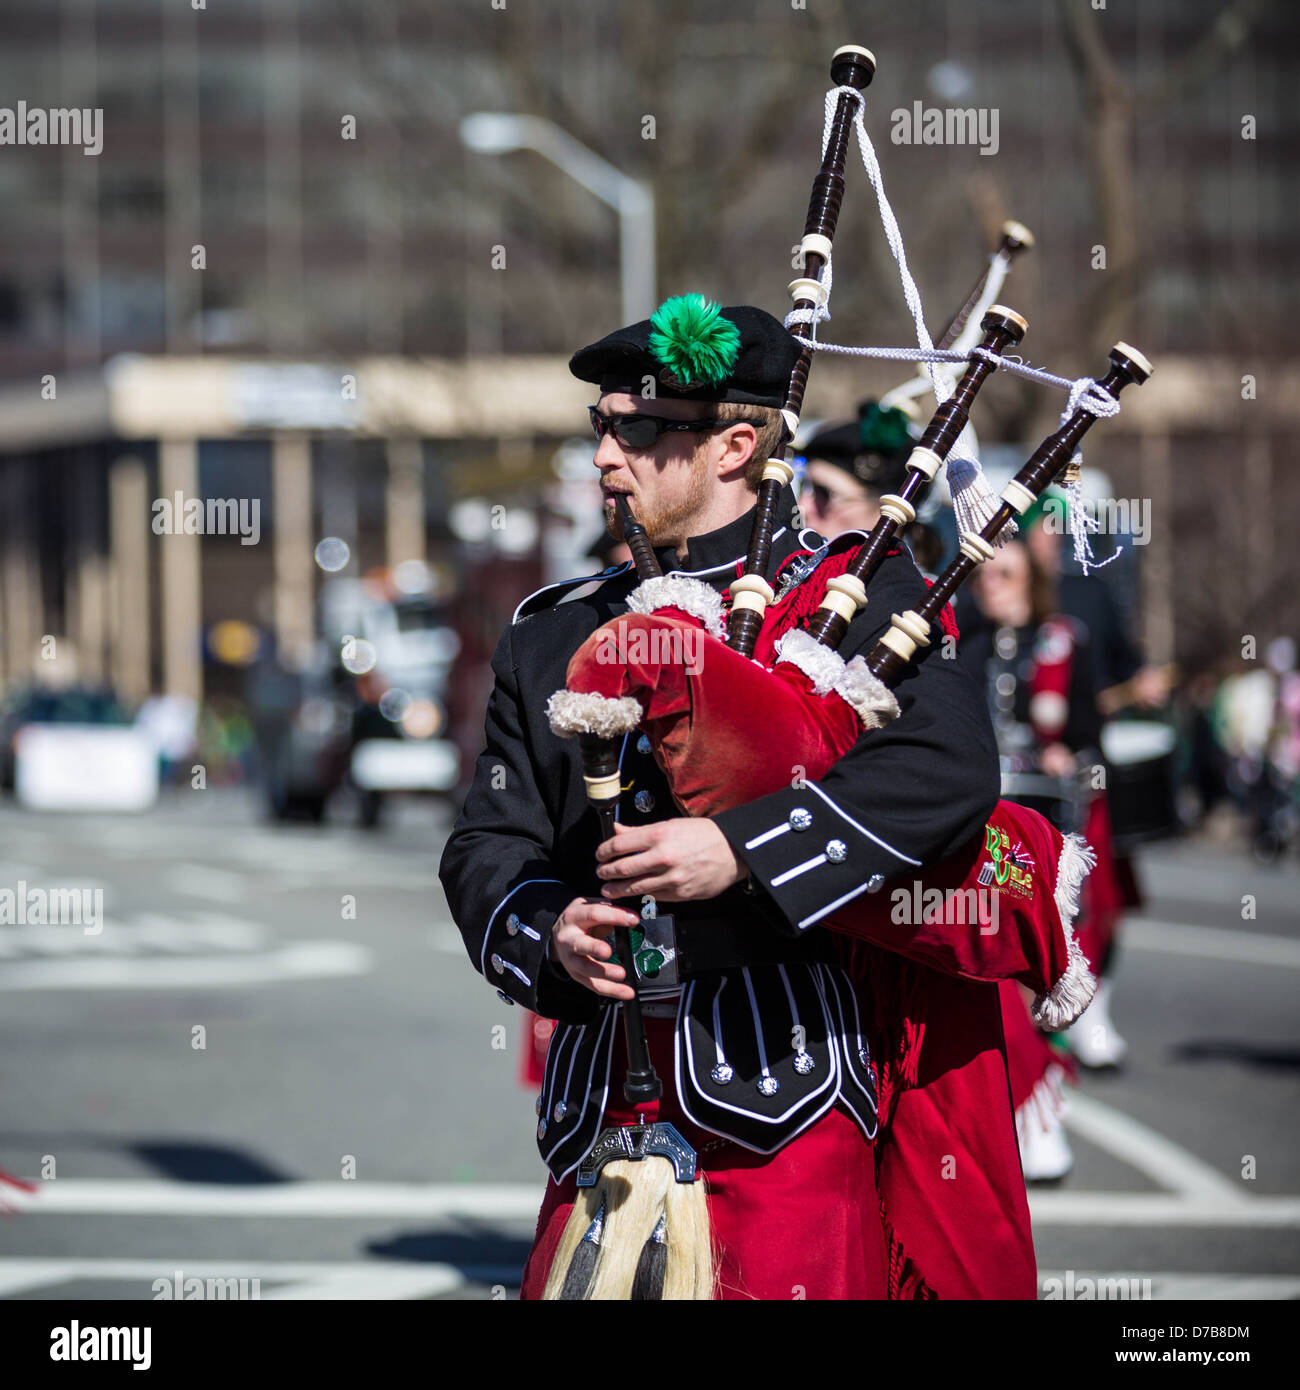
[512,562,634,625]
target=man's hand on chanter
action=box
[551,898,640,1001]
[595,818,747,903]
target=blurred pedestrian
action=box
[960,534,1130,1178]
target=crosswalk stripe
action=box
[1037,1270,1300,1300]
[1125,918,1300,969]
[1028,1192,1300,1226]
[0,1256,1294,1301]
[0,1258,472,1300]
[2,1179,543,1218]
[7,1177,1299,1227]
[1064,1094,1245,1202]
[166,865,249,903]
[0,941,371,990]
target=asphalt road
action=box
[0,787,1296,1300]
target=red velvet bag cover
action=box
[558,609,1083,1009]
[546,550,1092,1298]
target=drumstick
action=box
[1097,662,1179,717]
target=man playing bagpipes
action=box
[441,46,1151,1300]
[440,298,1091,1299]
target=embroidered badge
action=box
[606,921,678,983]
[977,822,1037,900]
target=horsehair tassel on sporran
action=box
[865,342,1153,686]
[556,1198,606,1300]
[544,494,712,1301]
[805,304,1029,649]
[725,43,877,660]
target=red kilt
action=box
[1076,792,1127,976]
[518,1011,554,1089]
[519,1015,890,1301]
[999,977,1076,1112]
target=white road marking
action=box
[260,1265,468,1300]
[0,862,46,880]
[1038,1270,1300,1300]
[0,941,372,989]
[166,865,249,903]
[0,1258,469,1300]
[1028,1191,1300,1226]
[8,1177,1298,1228]
[1125,918,1300,970]
[0,912,266,956]
[0,1255,1292,1301]
[1063,1094,1246,1202]
[2,1179,542,1219]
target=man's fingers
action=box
[558,928,617,962]
[599,864,674,896]
[595,824,658,863]
[596,850,665,882]
[568,953,626,983]
[603,875,675,901]
[567,900,639,930]
[562,952,633,1000]
[578,975,636,1001]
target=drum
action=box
[1099,718,1181,850]
[1000,769,1086,836]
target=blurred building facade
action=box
[0,0,1295,700]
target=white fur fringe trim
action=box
[836,655,902,730]
[1032,831,1099,1030]
[545,689,643,739]
[1014,1061,1070,1142]
[774,629,901,730]
[625,576,726,640]
[774,627,845,696]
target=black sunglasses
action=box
[800,478,860,511]
[588,406,760,451]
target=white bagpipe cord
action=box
[878,249,1012,416]
[789,85,1135,559]
[1059,376,1123,575]
[789,85,1008,541]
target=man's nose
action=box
[594,431,628,470]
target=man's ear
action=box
[714,423,758,484]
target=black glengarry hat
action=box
[805,399,915,492]
[569,294,799,408]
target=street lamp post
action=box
[459,113,656,325]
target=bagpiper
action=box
[441,40,1150,1300]
[439,296,1043,1298]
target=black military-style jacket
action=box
[438,494,1000,1180]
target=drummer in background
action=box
[799,399,945,576]
[1022,492,1171,714]
[958,533,1130,1181]
[1019,492,1173,970]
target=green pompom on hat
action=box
[1018,487,1068,533]
[804,398,916,492]
[858,402,915,457]
[648,294,741,388]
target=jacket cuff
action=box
[713,784,921,936]
[480,879,601,1022]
